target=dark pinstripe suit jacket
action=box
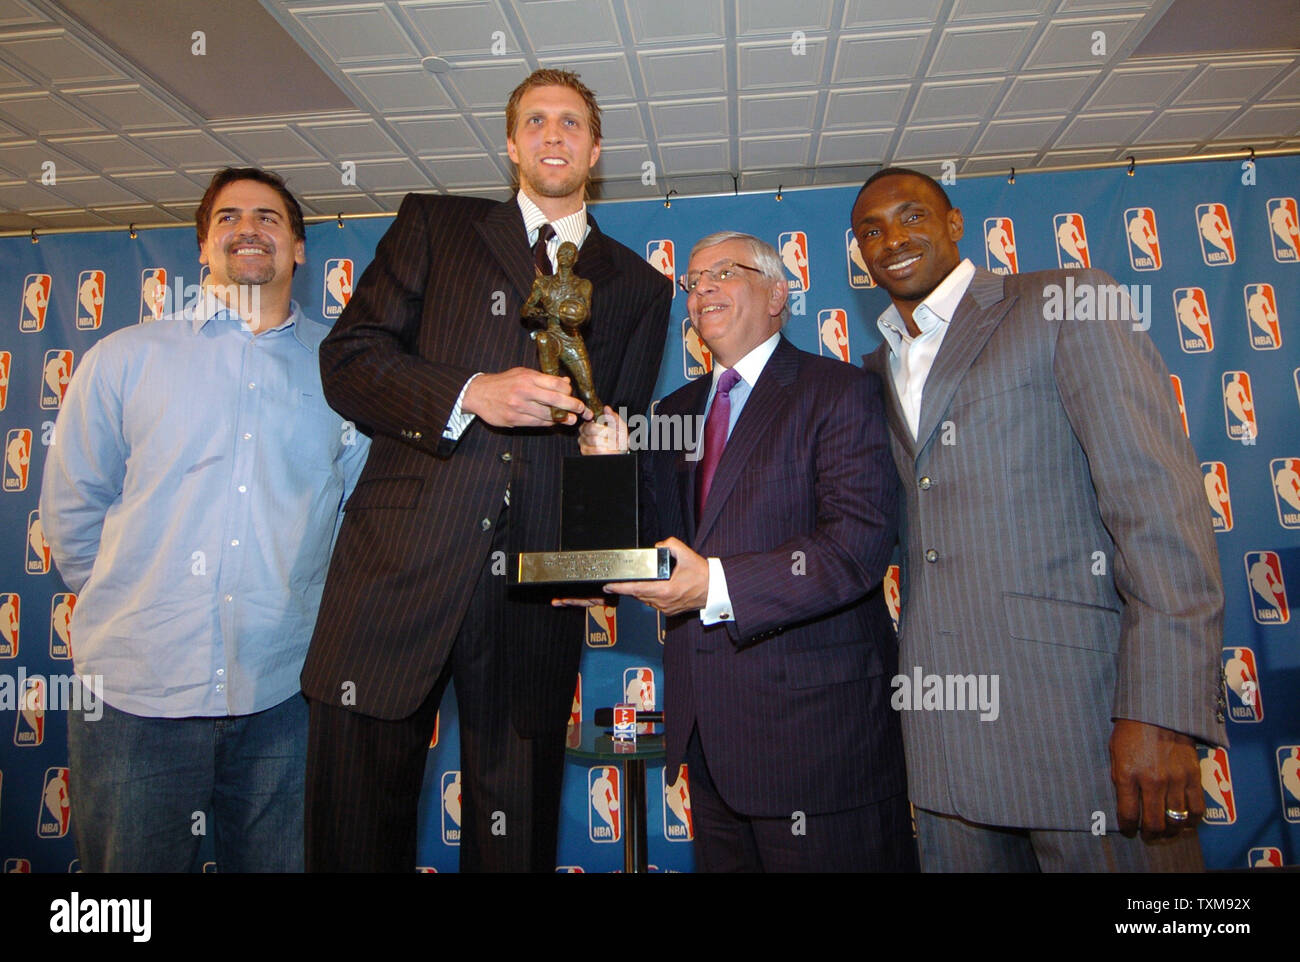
[301,193,672,731]
[864,267,1226,831]
[645,336,906,817]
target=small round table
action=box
[566,719,665,873]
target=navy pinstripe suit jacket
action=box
[645,336,907,817]
[301,193,672,732]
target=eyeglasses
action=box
[678,261,763,294]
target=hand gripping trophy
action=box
[522,241,602,421]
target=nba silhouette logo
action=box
[0,592,18,658]
[884,564,901,633]
[0,351,11,411]
[1053,213,1089,269]
[663,764,693,841]
[845,229,875,289]
[1267,197,1299,262]
[983,218,1017,274]
[1221,372,1256,442]
[587,766,621,842]
[27,510,50,575]
[1221,646,1262,722]
[1248,846,1283,868]
[1244,550,1288,624]
[4,428,32,491]
[15,677,45,746]
[585,605,616,647]
[1277,746,1300,823]
[19,274,51,333]
[624,666,655,714]
[1271,458,1300,529]
[1200,462,1232,532]
[50,592,75,660]
[818,309,851,362]
[777,231,810,292]
[1244,283,1281,350]
[1195,203,1235,265]
[139,268,168,323]
[38,767,71,838]
[566,673,582,749]
[440,770,461,845]
[428,710,439,748]
[682,318,713,380]
[322,258,353,319]
[1172,288,1213,353]
[75,270,105,330]
[1169,375,1188,437]
[646,240,675,289]
[1198,747,1234,824]
[4,858,31,874]
[555,865,585,873]
[1124,208,1161,271]
[40,350,73,410]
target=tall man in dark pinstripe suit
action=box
[854,168,1225,871]
[587,232,914,871]
[300,69,672,872]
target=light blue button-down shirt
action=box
[40,295,369,717]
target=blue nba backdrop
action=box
[1,157,1297,872]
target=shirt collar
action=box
[517,190,589,250]
[711,331,781,393]
[876,258,976,355]
[189,289,308,347]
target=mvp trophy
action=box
[512,242,672,587]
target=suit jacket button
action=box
[481,518,492,531]
[501,452,512,462]
[412,431,423,440]
[1215,711,1225,724]
[924,548,939,563]
[918,476,932,490]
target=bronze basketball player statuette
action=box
[522,241,602,421]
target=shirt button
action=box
[216,669,225,677]
[243,432,252,440]
[215,684,224,692]
[481,518,492,531]
[248,382,256,390]
[720,612,731,620]
[501,452,512,462]
[230,539,239,546]
[924,549,939,563]
[224,594,233,603]
[237,485,247,493]
[918,476,932,490]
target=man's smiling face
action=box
[506,84,601,209]
[199,179,304,290]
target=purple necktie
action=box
[533,223,555,275]
[696,368,742,519]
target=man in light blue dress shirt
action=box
[40,168,369,872]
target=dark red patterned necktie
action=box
[696,368,742,519]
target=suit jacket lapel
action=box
[473,200,535,301]
[913,269,1017,454]
[863,342,915,470]
[671,378,712,539]
[574,214,618,289]
[693,337,798,545]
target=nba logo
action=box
[50,592,75,660]
[4,858,31,874]
[322,258,353,319]
[0,351,11,411]
[1169,375,1188,437]
[4,428,32,492]
[19,274,51,333]
[1198,747,1234,824]
[27,510,50,575]
[555,865,585,873]
[1172,288,1213,353]
[1249,847,1283,868]
[40,350,73,410]
[845,230,875,289]
[0,592,18,658]
[1244,283,1281,350]
[983,218,1017,274]
[884,564,901,633]
[440,770,461,845]
[15,677,45,746]
[587,766,621,843]
[1267,197,1299,262]
[777,231,810,292]
[1221,646,1262,722]
[1195,202,1235,265]
[566,673,582,749]
[1277,747,1300,823]
[1221,372,1256,442]
[585,605,616,647]
[1053,213,1089,269]
[1124,208,1162,271]
[37,766,71,838]
[1244,550,1289,624]
[663,764,693,841]
[818,309,851,362]
[682,318,713,380]
[624,666,655,713]
[75,270,106,330]
[646,240,675,290]
[139,268,168,323]
[428,709,440,748]
[1201,462,1232,532]
[1271,458,1300,528]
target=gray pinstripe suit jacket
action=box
[863,267,1226,831]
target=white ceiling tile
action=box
[1024,16,1142,70]
[353,158,435,190]
[815,130,891,165]
[1056,0,1152,9]
[895,123,981,160]
[737,0,834,34]
[738,36,827,89]
[390,114,483,152]
[739,133,811,168]
[598,103,645,143]
[0,211,46,229]
[0,56,36,91]
[950,0,1054,19]
[444,59,531,109]
[401,1,519,57]
[294,192,386,214]
[514,0,621,52]
[958,152,1038,174]
[1175,61,1293,106]
[1055,110,1151,147]
[0,179,77,209]
[291,3,422,63]
[0,0,52,27]
[640,47,728,97]
[1264,65,1300,101]
[40,175,143,206]
[911,80,1004,122]
[1037,147,1126,166]
[843,0,943,26]
[0,32,127,86]
[0,95,101,135]
[831,32,928,84]
[659,140,729,174]
[275,162,370,193]
[299,118,402,159]
[1086,65,1198,110]
[974,117,1063,152]
[739,93,821,133]
[29,207,111,226]
[929,23,1037,77]
[47,135,167,172]
[650,99,728,142]
[1000,71,1098,116]
[824,86,909,127]
[1135,107,1238,144]
[0,141,87,179]
[419,152,502,187]
[593,143,652,178]
[130,131,245,167]
[1219,103,1300,139]
[348,67,455,112]
[367,190,423,210]
[109,171,210,204]
[72,87,192,129]
[538,56,636,102]
[216,126,325,165]
[626,0,725,43]
[90,205,184,226]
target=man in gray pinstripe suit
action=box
[853,168,1226,871]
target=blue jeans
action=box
[66,693,307,872]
